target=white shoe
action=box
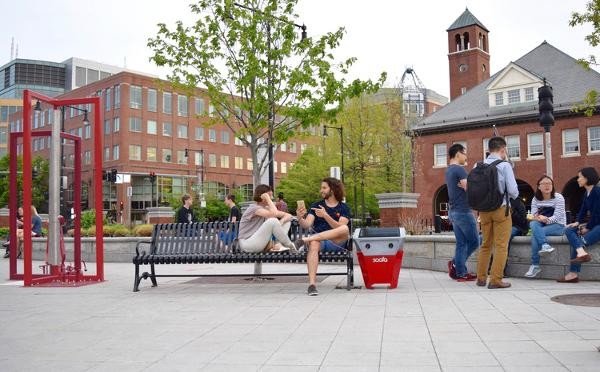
[524,265,541,278]
[539,243,555,255]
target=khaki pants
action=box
[477,206,512,284]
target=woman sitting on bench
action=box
[238,184,298,253]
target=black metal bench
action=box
[132,221,354,292]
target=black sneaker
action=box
[2,241,9,248]
[447,260,457,279]
[307,284,318,296]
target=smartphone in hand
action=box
[297,200,305,210]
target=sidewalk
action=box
[0,259,599,371]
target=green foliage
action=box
[148,0,385,185]
[0,155,50,211]
[132,224,154,237]
[81,209,96,230]
[570,0,600,116]
[0,227,8,239]
[205,197,230,220]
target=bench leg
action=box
[346,256,354,290]
[150,263,158,287]
[133,263,141,292]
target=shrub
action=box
[132,224,154,237]
[81,209,96,229]
[0,227,8,239]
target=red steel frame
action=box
[9,89,104,286]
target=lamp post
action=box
[232,2,307,188]
[323,125,345,185]
[538,78,554,178]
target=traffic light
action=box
[149,171,156,183]
[110,168,118,183]
[538,81,554,130]
[119,201,124,211]
[185,148,189,157]
[102,170,108,181]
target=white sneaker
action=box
[525,265,541,278]
[539,243,555,255]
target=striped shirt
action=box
[531,192,566,225]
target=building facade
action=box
[413,10,600,223]
[13,71,309,223]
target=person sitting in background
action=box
[275,192,288,212]
[238,185,298,254]
[525,176,566,278]
[558,167,600,283]
[3,206,24,258]
[15,206,43,259]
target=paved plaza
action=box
[0,259,599,371]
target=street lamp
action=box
[323,125,344,185]
[538,78,554,178]
[232,2,307,188]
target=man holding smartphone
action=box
[295,177,351,296]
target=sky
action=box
[1,0,596,99]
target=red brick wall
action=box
[414,116,600,219]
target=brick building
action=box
[412,10,600,222]
[11,71,310,223]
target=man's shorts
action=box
[320,239,348,253]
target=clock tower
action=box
[447,8,490,100]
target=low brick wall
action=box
[27,235,600,280]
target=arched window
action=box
[238,184,253,202]
[455,34,462,51]
[478,33,483,49]
[463,32,470,49]
[482,35,487,51]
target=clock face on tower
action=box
[459,64,468,72]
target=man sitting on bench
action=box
[295,177,351,296]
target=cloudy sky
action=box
[2,0,595,98]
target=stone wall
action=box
[25,235,600,280]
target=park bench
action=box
[132,221,354,292]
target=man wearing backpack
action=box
[445,144,478,281]
[469,137,519,289]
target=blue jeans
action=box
[565,225,600,273]
[529,221,565,265]
[508,226,522,252]
[320,239,347,252]
[449,210,480,277]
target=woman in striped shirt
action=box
[524,175,566,278]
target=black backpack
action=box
[467,159,509,214]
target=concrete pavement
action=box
[0,259,599,371]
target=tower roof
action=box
[447,8,489,32]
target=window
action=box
[562,129,580,155]
[162,149,172,163]
[194,152,203,166]
[129,117,142,132]
[461,87,467,95]
[105,87,111,111]
[177,95,188,116]
[221,155,229,168]
[588,126,600,153]
[273,161,278,173]
[209,129,216,142]
[495,92,503,106]
[113,145,119,160]
[113,117,120,132]
[508,89,520,104]
[506,135,520,159]
[177,150,187,164]
[434,143,447,167]
[221,130,229,144]
[209,104,215,117]
[195,98,205,115]
[163,92,172,114]
[247,158,253,170]
[235,156,243,169]
[235,136,243,146]
[130,85,142,109]
[84,151,91,165]
[163,122,172,136]
[209,153,217,167]
[289,142,297,153]
[104,147,110,161]
[528,133,544,157]
[114,85,120,109]
[195,127,204,140]
[147,120,157,135]
[301,143,307,153]
[177,124,188,139]
[281,162,287,174]
[147,147,157,161]
[280,143,287,152]
[148,89,157,112]
[525,87,534,102]
[104,120,111,134]
[129,145,141,160]
[84,124,91,139]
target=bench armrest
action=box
[135,240,152,256]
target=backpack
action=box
[467,159,509,214]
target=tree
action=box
[570,0,600,116]
[148,0,384,186]
[0,155,50,212]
